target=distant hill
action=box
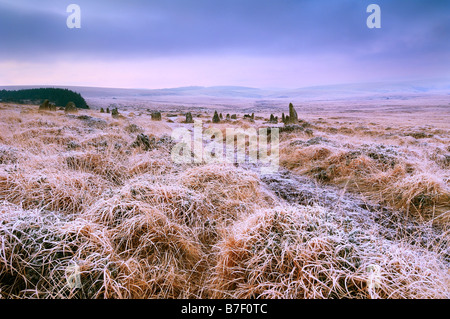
[0,79,448,111]
[0,88,89,109]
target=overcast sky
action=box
[0,0,449,89]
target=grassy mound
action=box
[280,137,450,224]
[0,202,136,298]
[180,164,274,220]
[210,206,449,299]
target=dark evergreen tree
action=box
[0,88,88,109]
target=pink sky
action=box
[1,53,438,89]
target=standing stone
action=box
[185,112,194,123]
[212,111,220,123]
[151,112,162,121]
[286,103,299,124]
[111,108,119,117]
[65,102,78,113]
[269,114,278,123]
[39,99,50,111]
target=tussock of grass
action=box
[180,164,273,219]
[65,152,127,185]
[86,201,207,298]
[210,206,449,299]
[0,145,18,164]
[0,170,105,214]
[111,208,202,262]
[280,137,450,223]
[80,132,131,149]
[364,170,450,223]
[0,202,135,298]
[120,182,209,222]
[127,154,173,177]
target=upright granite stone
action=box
[39,99,50,111]
[111,108,119,117]
[185,112,194,123]
[285,103,299,124]
[151,112,162,121]
[212,111,220,123]
[65,102,78,114]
